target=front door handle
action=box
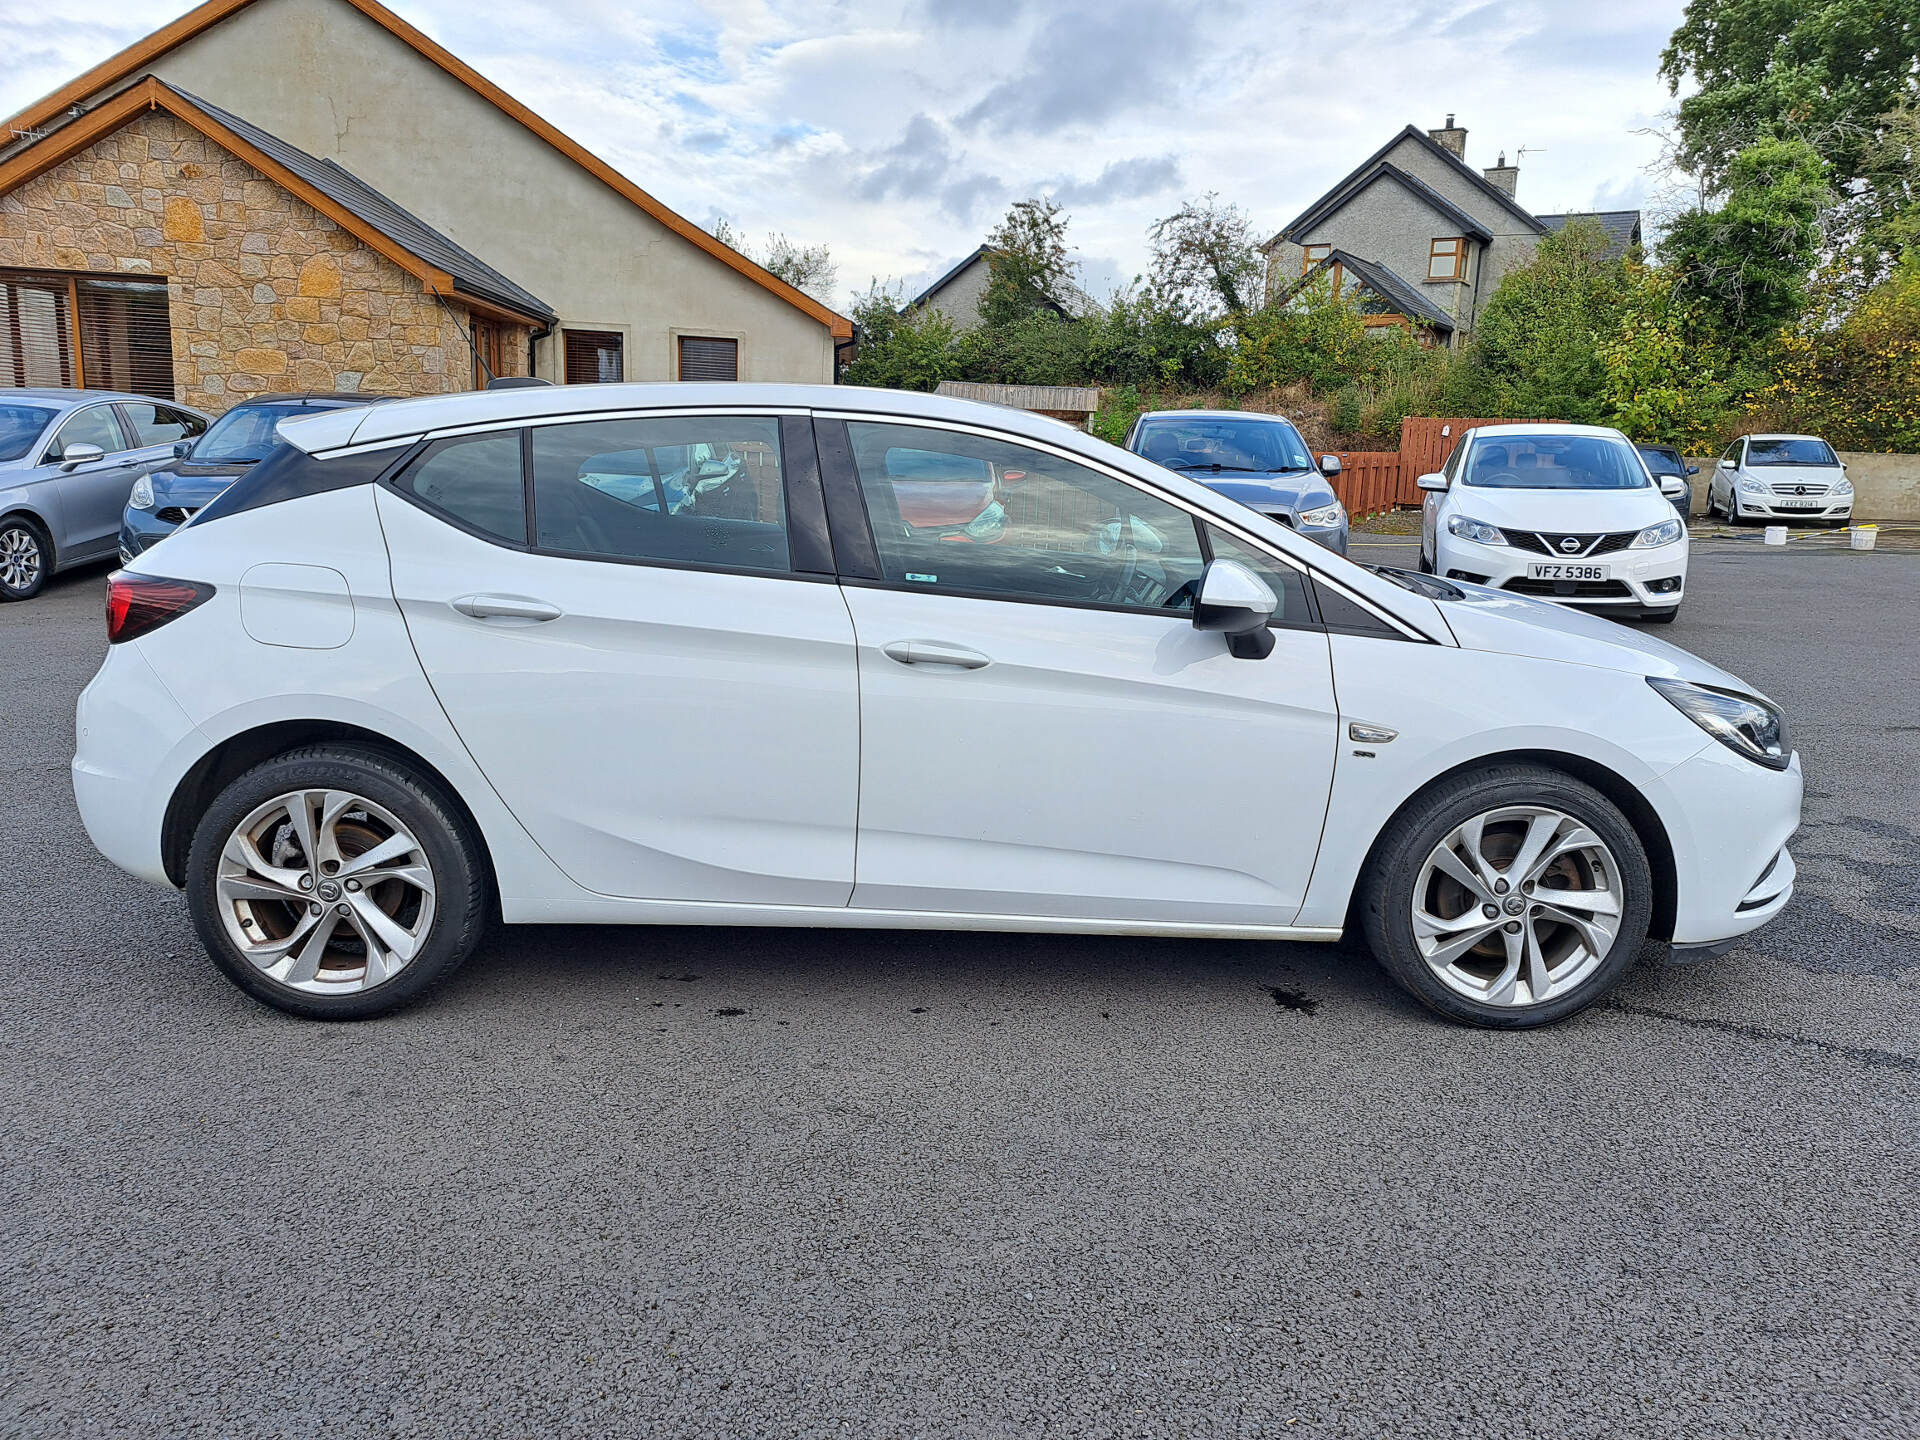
[452,594,562,622]
[882,640,990,669]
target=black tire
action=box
[1642,607,1679,624]
[186,745,490,1019]
[0,514,52,601]
[1357,764,1653,1028]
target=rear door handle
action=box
[882,640,990,669]
[452,594,562,622]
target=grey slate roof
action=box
[1535,210,1644,260]
[1276,249,1456,333]
[165,83,556,324]
[1278,160,1493,248]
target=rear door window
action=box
[396,431,528,544]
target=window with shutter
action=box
[2,270,175,398]
[677,335,738,382]
[563,329,624,384]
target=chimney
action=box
[1482,150,1519,198]
[1427,113,1467,160]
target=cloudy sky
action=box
[0,0,1691,312]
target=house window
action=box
[1428,238,1467,281]
[2,269,175,397]
[564,329,624,384]
[678,335,738,382]
[1301,244,1332,275]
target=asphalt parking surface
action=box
[4,536,1917,1439]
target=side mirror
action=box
[1660,476,1684,496]
[1415,471,1448,492]
[1193,559,1276,660]
[1717,458,1734,469]
[172,440,192,458]
[1318,454,1342,478]
[1686,465,1699,476]
[57,441,106,471]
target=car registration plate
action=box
[1773,498,1822,508]
[1527,563,1608,581]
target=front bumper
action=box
[1652,742,1803,947]
[1734,490,1851,522]
[1437,534,1686,611]
[118,506,183,566]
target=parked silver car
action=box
[0,389,210,600]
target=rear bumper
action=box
[73,643,204,887]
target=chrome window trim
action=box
[814,407,1439,643]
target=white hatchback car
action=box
[74,385,1800,1028]
[1705,433,1853,526]
[1418,424,1689,623]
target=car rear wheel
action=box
[1358,765,1652,1028]
[186,745,490,1019]
[0,515,51,601]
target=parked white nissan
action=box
[1418,424,1689,623]
[1705,433,1853,526]
[74,386,1799,1028]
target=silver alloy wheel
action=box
[214,788,436,994]
[0,524,43,592]
[1411,805,1623,1008]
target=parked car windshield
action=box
[0,403,56,463]
[190,401,332,464]
[1747,438,1838,467]
[1635,445,1685,477]
[1136,418,1314,474]
[1463,434,1650,489]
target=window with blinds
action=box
[563,329,623,384]
[678,335,738,382]
[2,270,175,397]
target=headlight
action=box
[1297,501,1345,528]
[1737,474,1767,493]
[1834,478,1853,495]
[129,476,155,510]
[1647,677,1791,770]
[1631,518,1684,548]
[1446,514,1507,545]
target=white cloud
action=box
[0,0,1689,310]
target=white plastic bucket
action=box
[1851,526,1878,551]
[1763,525,1788,546]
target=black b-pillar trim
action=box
[810,417,881,580]
[778,415,835,576]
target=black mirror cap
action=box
[1226,627,1276,660]
[1319,454,1343,477]
[172,440,192,457]
[1687,465,1699,475]
[487,376,554,390]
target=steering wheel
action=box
[1476,470,1524,487]
[1087,517,1140,604]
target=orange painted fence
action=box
[1331,417,1561,516]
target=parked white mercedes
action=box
[74,385,1799,1028]
[1418,424,1689,623]
[1705,433,1853,526]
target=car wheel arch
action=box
[161,718,498,905]
[1345,748,1678,943]
[1,507,55,560]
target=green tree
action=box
[1146,193,1264,318]
[1660,136,1830,348]
[980,198,1076,327]
[1659,0,1920,194]
[1224,273,1371,394]
[839,283,958,391]
[1468,219,1633,422]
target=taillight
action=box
[106,572,214,644]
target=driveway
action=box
[4,539,1917,1438]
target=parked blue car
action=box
[1123,409,1350,555]
[0,389,210,601]
[120,392,391,563]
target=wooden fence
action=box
[1330,417,1561,516]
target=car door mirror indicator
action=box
[1193,558,1276,660]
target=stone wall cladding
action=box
[0,112,524,408]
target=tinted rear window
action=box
[0,404,54,462]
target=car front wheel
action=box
[1358,765,1653,1027]
[0,515,51,600]
[186,745,490,1019]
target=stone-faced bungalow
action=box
[0,0,851,409]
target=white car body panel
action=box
[74,385,1802,966]
[839,584,1339,924]
[1711,433,1853,523]
[374,487,861,907]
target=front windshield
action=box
[1464,434,1649,490]
[0,404,56,463]
[191,401,326,464]
[1747,438,1838,467]
[1136,418,1314,474]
